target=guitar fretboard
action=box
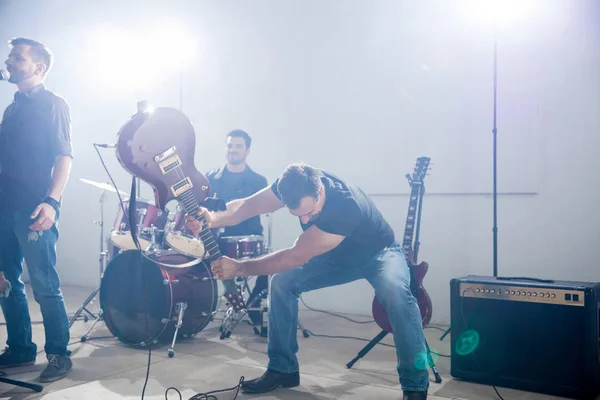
[402,183,421,256]
[178,188,221,261]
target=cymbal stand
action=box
[68,189,110,342]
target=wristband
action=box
[43,196,61,214]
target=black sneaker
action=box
[241,369,300,394]
[0,347,36,368]
[403,391,427,400]
[39,354,72,382]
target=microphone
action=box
[94,143,116,148]
[0,70,10,81]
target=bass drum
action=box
[100,250,217,347]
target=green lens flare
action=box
[455,330,480,356]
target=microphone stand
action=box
[0,373,43,393]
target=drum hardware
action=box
[69,188,114,342]
[167,302,187,358]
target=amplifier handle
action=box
[497,276,555,283]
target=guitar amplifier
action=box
[450,275,600,399]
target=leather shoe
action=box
[403,391,427,399]
[241,369,300,394]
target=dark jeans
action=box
[0,210,70,357]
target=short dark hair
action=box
[277,163,322,209]
[8,37,53,77]
[227,129,252,148]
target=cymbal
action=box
[79,178,129,197]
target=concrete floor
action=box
[0,285,587,399]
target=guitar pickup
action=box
[171,177,193,197]
[158,155,182,175]
[154,146,177,163]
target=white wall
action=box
[1,1,599,325]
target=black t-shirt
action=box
[0,84,73,212]
[206,165,268,237]
[271,170,395,265]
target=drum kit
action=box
[70,177,272,358]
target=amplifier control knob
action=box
[505,291,509,295]
[551,294,556,298]
[533,292,537,296]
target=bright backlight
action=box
[87,23,197,93]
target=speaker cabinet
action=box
[450,275,600,399]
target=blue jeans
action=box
[267,243,430,392]
[0,210,70,357]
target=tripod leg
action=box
[346,330,388,369]
[68,287,99,328]
[168,302,187,358]
[0,376,43,393]
[424,338,442,383]
[81,308,104,342]
[297,320,310,338]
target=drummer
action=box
[206,130,269,314]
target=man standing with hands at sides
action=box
[205,130,268,321]
[186,163,430,399]
[0,38,73,382]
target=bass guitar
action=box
[372,156,432,332]
[114,106,245,313]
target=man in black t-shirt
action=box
[0,38,72,382]
[205,130,269,321]
[187,163,429,399]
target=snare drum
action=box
[219,235,265,259]
[109,200,167,251]
[163,205,206,259]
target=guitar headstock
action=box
[224,285,247,311]
[411,157,432,184]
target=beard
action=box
[7,69,31,84]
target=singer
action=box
[0,37,73,382]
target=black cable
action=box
[93,144,153,399]
[303,329,451,357]
[299,295,375,324]
[164,376,245,400]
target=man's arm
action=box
[29,97,73,230]
[210,186,284,228]
[48,156,72,201]
[237,225,346,276]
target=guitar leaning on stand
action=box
[346,157,442,384]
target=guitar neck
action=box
[401,183,422,260]
[178,189,222,261]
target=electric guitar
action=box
[114,106,246,311]
[372,157,432,332]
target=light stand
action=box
[492,22,499,278]
[442,22,499,342]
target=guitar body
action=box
[372,261,433,333]
[114,107,210,211]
